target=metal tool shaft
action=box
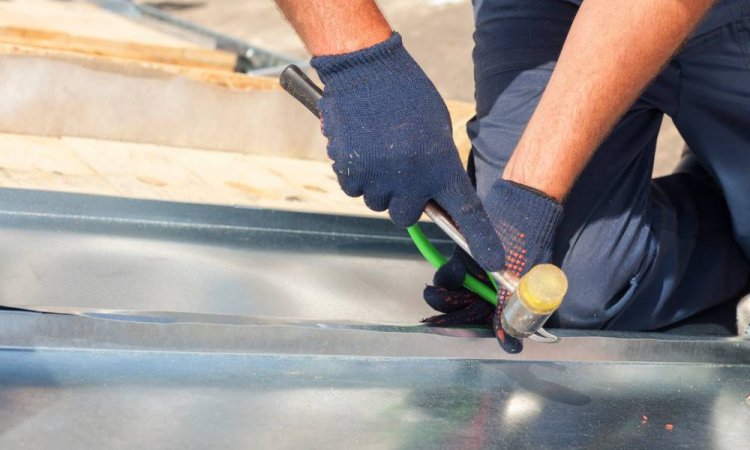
[280,65,323,117]
[423,202,518,292]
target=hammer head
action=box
[501,264,568,338]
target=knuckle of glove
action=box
[423,286,470,313]
[423,300,494,326]
[362,191,389,212]
[432,256,467,289]
[387,207,419,228]
[387,198,425,228]
[331,159,362,197]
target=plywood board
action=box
[0,51,474,161]
[0,26,236,71]
[0,132,382,218]
[0,0,202,48]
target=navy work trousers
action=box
[469,0,750,330]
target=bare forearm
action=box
[275,0,391,55]
[504,0,714,201]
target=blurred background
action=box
[163,0,686,177]
[0,0,685,217]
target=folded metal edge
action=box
[1,310,747,365]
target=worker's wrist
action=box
[306,26,392,57]
[503,158,569,202]
[311,32,415,90]
[502,127,579,202]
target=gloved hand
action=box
[423,247,496,325]
[423,179,563,353]
[311,32,503,271]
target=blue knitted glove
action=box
[311,33,504,271]
[423,179,563,353]
[423,247,496,324]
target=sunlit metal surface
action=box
[0,321,748,449]
[0,189,748,449]
[0,188,444,322]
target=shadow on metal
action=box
[0,188,748,449]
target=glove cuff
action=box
[484,180,563,270]
[310,32,414,89]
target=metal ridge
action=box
[1,311,747,364]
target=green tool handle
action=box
[406,225,497,305]
[279,64,498,306]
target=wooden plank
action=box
[0,26,237,71]
[0,132,381,218]
[0,133,121,195]
[0,42,277,91]
[0,50,315,158]
[0,0,202,48]
[0,50,473,161]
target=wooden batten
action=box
[0,0,476,215]
[0,26,237,71]
[0,46,474,162]
[0,132,380,218]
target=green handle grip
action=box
[407,224,498,306]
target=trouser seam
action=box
[672,59,685,123]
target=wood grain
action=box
[0,0,202,48]
[0,42,278,91]
[0,132,382,218]
[0,26,236,71]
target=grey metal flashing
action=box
[0,188,450,324]
[0,344,747,449]
[0,187,448,247]
[0,188,748,449]
[0,310,749,364]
